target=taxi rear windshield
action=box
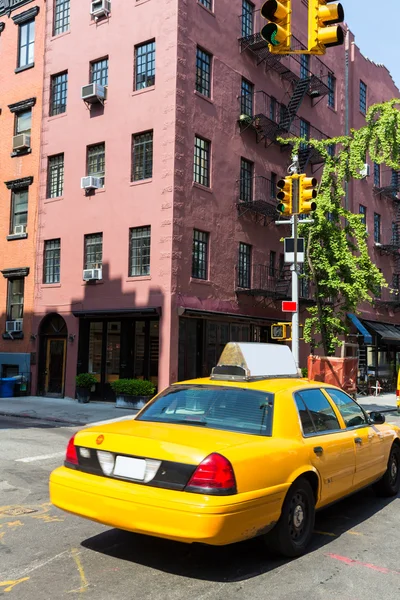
[137,385,274,436]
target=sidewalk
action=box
[0,391,398,428]
[0,395,138,426]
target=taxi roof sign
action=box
[211,342,298,381]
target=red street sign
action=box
[282,301,297,312]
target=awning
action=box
[347,313,372,344]
[363,320,400,344]
[178,308,276,323]
[72,308,161,318]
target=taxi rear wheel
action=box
[266,477,315,557]
[374,444,400,497]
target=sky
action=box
[344,0,400,89]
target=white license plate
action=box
[113,456,146,480]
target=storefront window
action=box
[135,321,146,378]
[106,322,121,383]
[88,322,103,382]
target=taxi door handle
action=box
[355,437,363,445]
[314,446,323,455]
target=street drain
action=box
[0,507,38,516]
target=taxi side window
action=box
[325,388,367,428]
[295,389,341,435]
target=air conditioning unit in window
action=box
[13,134,31,152]
[360,163,370,178]
[13,224,26,235]
[81,176,102,190]
[90,0,111,18]
[6,320,23,333]
[83,268,102,282]
[81,83,106,104]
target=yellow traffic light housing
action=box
[299,175,318,214]
[276,176,293,216]
[308,0,345,55]
[260,0,292,55]
[271,323,290,340]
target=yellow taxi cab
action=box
[50,343,400,557]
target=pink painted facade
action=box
[31,0,400,399]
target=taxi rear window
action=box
[137,385,274,436]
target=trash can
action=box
[0,377,17,398]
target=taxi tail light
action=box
[65,434,79,465]
[186,453,237,495]
[397,389,400,397]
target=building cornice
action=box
[11,4,38,23]
[5,176,33,189]
[8,97,36,112]
[1,267,30,279]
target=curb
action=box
[0,411,85,427]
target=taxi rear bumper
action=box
[50,466,286,545]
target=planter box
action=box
[76,387,91,404]
[115,394,151,410]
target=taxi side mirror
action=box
[369,411,385,425]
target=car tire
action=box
[266,477,315,558]
[373,444,400,497]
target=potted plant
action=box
[111,379,156,410]
[75,373,97,404]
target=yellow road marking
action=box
[6,521,23,528]
[0,578,30,593]
[32,514,64,523]
[314,530,337,537]
[314,529,363,537]
[68,548,89,594]
[347,530,363,536]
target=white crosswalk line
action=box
[16,451,65,463]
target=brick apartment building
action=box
[0,0,397,399]
[0,0,45,388]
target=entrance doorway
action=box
[38,314,68,397]
[45,338,66,396]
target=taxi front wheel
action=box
[265,477,315,558]
[374,444,400,497]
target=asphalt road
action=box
[2,414,400,600]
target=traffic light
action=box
[260,0,292,55]
[308,0,345,55]
[299,175,318,214]
[276,176,293,216]
[271,323,289,340]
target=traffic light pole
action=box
[291,168,300,369]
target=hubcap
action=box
[288,491,308,542]
[390,454,398,485]
[293,505,304,528]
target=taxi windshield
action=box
[137,385,274,436]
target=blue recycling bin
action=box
[0,377,17,398]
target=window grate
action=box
[238,243,251,288]
[47,154,64,198]
[192,230,209,280]
[134,40,155,90]
[132,131,153,181]
[53,0,70,35]
[196,47,212,97]
[50,71,68,116]
[129,226,151,276]
[84,233,103,270]
[44,239,61,284]
[194,136,210,187]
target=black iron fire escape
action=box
[236,265,291,300]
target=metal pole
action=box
[290,157,300,368]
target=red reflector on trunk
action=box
[186,453,236,493]
[66,434,78,465]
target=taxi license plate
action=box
[113,456,146,480]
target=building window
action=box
[132,131,153,181]
[392,222,399,245]
[50,71,68,116]
[10,188,28,234]
[90,58,108,87]
[240,158,253,202]
[7,278,24,321]
[84,233,103,270]
[327,143,335,157]
[279,253,284,275]
[87,143,105,186]
[373,163,380,188]
[271,172,277,198]
[300,54,309,79]
[269,251,276,277]
[192,230,209,280]
[393,273,400,291]
[129,226,151,277]
[327,73,335,109]
[44,239,61,284]
[194,136,210,187]
[53,0,70,36]
[270,96,277,122]
[134,40,155,90]
[238,243,251,288]
[300,118,310,150]
[198,0,212,10]
[391,170,399,192]
[374,213,381,243]
[18,19,35,69]
[241,0,254,37]
[240,78,253,117]
[47,154,64,198]
[15,109,31,135]
[359,204,366,227]
[360,81,367,115]
[196,47,212,97]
